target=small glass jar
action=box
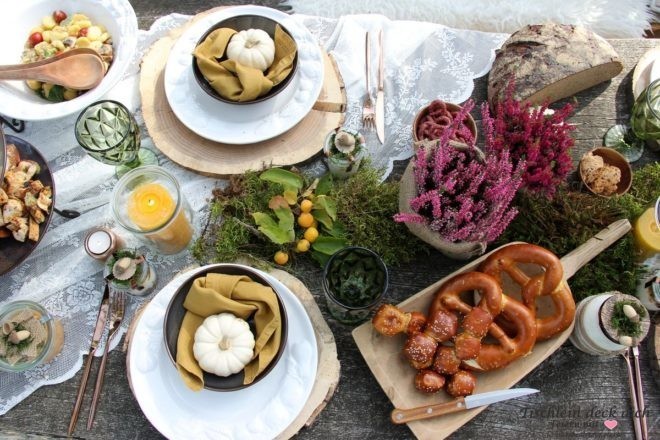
[0,300,64,372]
[105,249,157,296]
[322,246,388,325]
[111,166,194,255]
[323,128,366,179]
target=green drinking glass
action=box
[75,100,158,177]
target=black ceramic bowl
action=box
[0,135,54,276]
[163,264,288,391]
[192,14,298,105]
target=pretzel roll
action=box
[431,272,504,360]
[433,345,461,375]
[372,304,427,337]
[403,332,437,369]
[480,243,575,340]
[463,295,537,371]
[415,369,446,393]
[446,370,477,397]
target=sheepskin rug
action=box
[283,0,653,38]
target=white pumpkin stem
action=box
[218,336,231,351]
[245,40,258,49]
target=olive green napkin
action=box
[192,25,297,102]
[176,273,282,391]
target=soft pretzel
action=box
[431,272,504,360]
[372,304,427,336]
[462,294,537,371]
[402,309,458,369]
[480,243,576,340]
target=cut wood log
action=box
[488,23,624,106]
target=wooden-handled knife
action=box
[391,388,539,424]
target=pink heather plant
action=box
[395,100,524,244]
[482,87,575,198]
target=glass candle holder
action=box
[75,100,158,177]
[0,300,64,372]
[111,166,194,255]
[322,246,388,325]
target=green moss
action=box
[611,300,646,337]
[193,166,428,267]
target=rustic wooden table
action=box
[1,2,659,439]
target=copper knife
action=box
[375,29,385,144]
[391,388,539,424]
[68,282,110,435]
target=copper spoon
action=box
[0,48,106,90]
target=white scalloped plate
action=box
[127,265,318,440]
[164,6,324,144]
[0,0,137,121]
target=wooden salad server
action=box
[0,48,106,90]
[391,388,539,424]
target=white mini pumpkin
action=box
[193,313,255,377]
[226,28,275,71]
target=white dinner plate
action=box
[127,265,318,440]
[164,6,324,144]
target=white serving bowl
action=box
[0,0,137,121]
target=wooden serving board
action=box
[140,8,346,177]
[125,267,340,439]
[352,219,631,440]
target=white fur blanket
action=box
[284,0,653,38]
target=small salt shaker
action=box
[84,228,122,261]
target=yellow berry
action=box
[304,227,319,243]
[274,251,289,265]
[296,239,311,253]
[300,199,313,213]
[297,212,314,228]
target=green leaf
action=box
[316,173,334,195]
[283,190,298,205]
[312,209,333,230]
[44,85,65,102]
[252,211,294,244]
[313,195,337,221]
[312,236,348,255]
[327,221,347,238]
[310,250,332,267]
[260,168,303,192]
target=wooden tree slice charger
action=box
[140,7,346,177]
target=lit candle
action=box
[634,207,660,259]
[127,183,193,254]
[84,228,121,260]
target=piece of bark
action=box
[488,23,623,106]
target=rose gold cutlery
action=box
[68,282,110,436]
[361,31,376,129]
[375,29,385,144]
[622,346,648,440]
[87,290,126,430]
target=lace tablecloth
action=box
[0,13,506,414]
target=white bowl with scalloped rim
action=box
[0,0,137,121]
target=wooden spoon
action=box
[0,48,106,90]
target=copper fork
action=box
[362,31,375,129]
[87,290,126,430]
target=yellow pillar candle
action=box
[127,183,193,254]
[633,207,660,259]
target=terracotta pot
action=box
[398,145,487,260]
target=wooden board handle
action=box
[560,219,631,280]
[391,398,466,424]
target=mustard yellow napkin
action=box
[176,273,282,391]
[193,25,297,102]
